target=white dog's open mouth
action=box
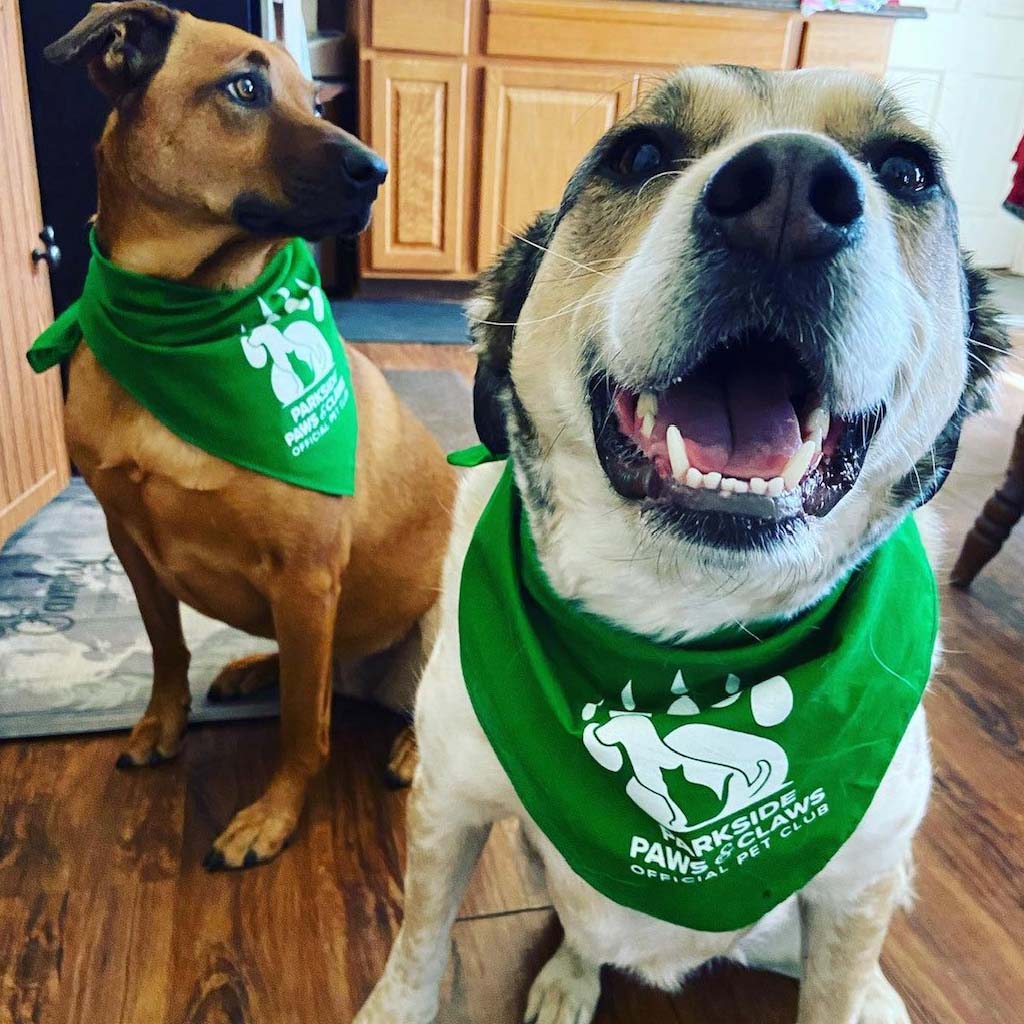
[590,331,884,546]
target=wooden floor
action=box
[1,337,1022,1024]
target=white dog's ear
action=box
[961,256,1009,415]
[468,210,557,456]
[892,254,1010,511]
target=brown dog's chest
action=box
[63,344,453,656]
[64,347,347,635]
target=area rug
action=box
[0,369,476,739]
[333,298,469,344]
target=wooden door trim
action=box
[0,0,70,548]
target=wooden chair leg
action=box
[951,416,1024,589]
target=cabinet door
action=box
[478,65,637,267]
[0,0,69,546]
[367,57,466,274]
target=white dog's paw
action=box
[858,967,911,1024]
[524,941,601,1024]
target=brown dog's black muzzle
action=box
[233,122,387,241]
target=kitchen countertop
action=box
[640,0,927,17]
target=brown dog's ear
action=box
[469,210,556,455]
[44,1,178,102]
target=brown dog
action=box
[44,2,455,869]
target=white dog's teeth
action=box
[783,439,817,491]
[637,391,658,419]
[750,477,768,496]
[732,479,750,494]
[766,476,785,497]
[641,413,655,438]
[703,471,722,490]
[666,425,689,478]
[720,476,737,493]
[685,466,703,489]
[805,407,830,441]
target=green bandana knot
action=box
[28,231,357,495]
[457,459,937,931]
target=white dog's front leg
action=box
[354,773,491,1024]
[796,872,908,1024]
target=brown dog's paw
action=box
[203,796,298,870]
[116,707,188,769]
[385,725,419,789]
[206,652,279,702]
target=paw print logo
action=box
[581,672,793,834]
[240,280,333,406]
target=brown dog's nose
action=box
[341,143,388,188]
[701,134,864,262]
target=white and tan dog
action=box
[356,67,1007,1024]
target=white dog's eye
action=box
[606,129,673,184]
[870,142,937,200]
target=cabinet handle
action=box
[32,226,62,271]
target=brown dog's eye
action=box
[314,99,324,118]
[230,76,256,101]
[222,72,270,108]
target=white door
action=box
[887,0,1024,270]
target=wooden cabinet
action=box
[357,0,910,280]
[367,56,467,274]
[478,66,637,264]
[0,0,69,546]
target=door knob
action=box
[32,226,61,271]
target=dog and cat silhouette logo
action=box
[582,672,794,835]
[239,280,334,406]
[237,279,350,459]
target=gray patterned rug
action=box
[0,369,475,739]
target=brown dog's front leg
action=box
[107,519,192,769]
[204,586,338,870]
[797,873,910,1024]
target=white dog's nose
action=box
[701,133,865,262]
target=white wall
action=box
[886,0,1024,269]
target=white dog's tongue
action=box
[658,367,802,479]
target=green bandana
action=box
[455,452,937,932]
[27,231,357,495]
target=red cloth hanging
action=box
[1006,134,1024,221]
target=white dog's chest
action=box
[416,464,935,991]
[418,621,931,988]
